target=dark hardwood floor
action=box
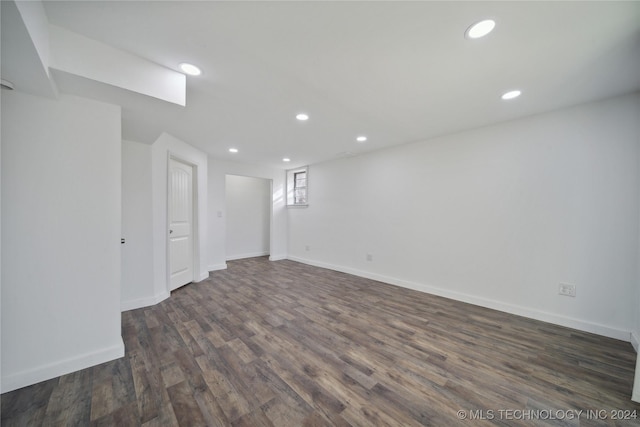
[2,257,639,426]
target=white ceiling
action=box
[36,1,640,168]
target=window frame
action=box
[286,166,309,207]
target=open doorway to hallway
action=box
[225,175,271,260]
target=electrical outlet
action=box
[558,283,576,297]
[305,245,310,252]
[366,254,373,262]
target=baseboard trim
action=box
[1,338,125,394]
[269,254,287,261]
[631,331,640,353]
[208,263,228,272]
[226,252,270,261]
[287,256,632,343]
[121,290,170,312]
[196,272,209,282]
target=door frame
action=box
[166,153,200,292]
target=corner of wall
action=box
[121,290,169,312]
[208,263,228,272]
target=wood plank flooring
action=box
[2,257,639,426]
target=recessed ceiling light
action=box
[283,158,291,162]
[229,148,238,153]
[356,136,367,142]
[179,63,201,76]
[501,90,522,100]
[465,19,496,39]
[296,113,309,121]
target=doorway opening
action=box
[225,175,272,261]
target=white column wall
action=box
[121,140,155,310]
[1,92,123,392]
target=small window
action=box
[293,171,307,204]
[287,166,309,206]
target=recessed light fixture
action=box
[296,113,309,121]
[179,63,201,76]
[283,158,291,162]
[465,19,496,39]
[356,136,367,142]
[501,90,522,100]
[229,148,238,153]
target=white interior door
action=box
[169,158,194,291]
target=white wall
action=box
[14,1,50,73]
[121,140,155,310]
[1,91,124,392]
[1,0,57,99]
[151,133,208,302]
[289,93,640,342]
[226,175,271,260]
[208,157,287,271]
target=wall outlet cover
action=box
[559,283,576,297]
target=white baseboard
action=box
[269,254,287,261]
[1,338,125,394]
[226,251,270,261]
[121,290,169,312]
[631,331,640,352]
[287,256,632,343]
[208,263,228,272]
[121,270,208,313]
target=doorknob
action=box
[169,230,173,234]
